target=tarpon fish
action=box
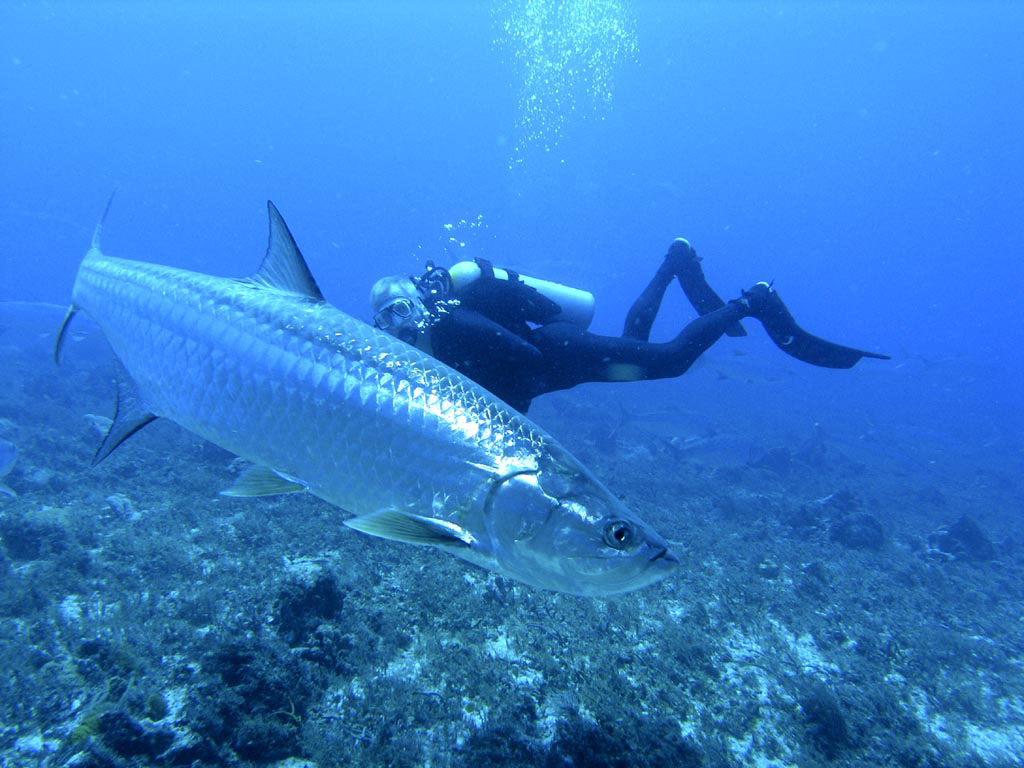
[57,201,678,596]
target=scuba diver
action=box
[369,239,889,413]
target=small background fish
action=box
[0,438,16,497]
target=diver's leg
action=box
[534,283,889,400]
[536,301,748,394]
[672,239,748,338]
[657,301,749,376]
[621,243,681,341]
[635,280,891,376]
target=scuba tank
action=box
[448,259,595,329]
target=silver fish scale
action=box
[73,251,552,520]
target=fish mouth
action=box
[650,547,678,564]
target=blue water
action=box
[4,2,1022,430]
[2,2,1023,766]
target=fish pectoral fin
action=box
[344,509,476,548]
[93,359,157,466]
[0,483,16,499]
[221,464,307,497]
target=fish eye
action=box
[603,520,635,550]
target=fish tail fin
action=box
[59,192,117,365]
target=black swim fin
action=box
[756,291,890,369]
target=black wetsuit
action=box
[429,267,560,412]
[426,256,887,413]
[426,259,736,412]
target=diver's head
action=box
[370,276,427,344]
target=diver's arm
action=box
[437,306,543,365]
[458,268,562,326]
[509,280,562,325]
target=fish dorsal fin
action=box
[93,358,157,466]
[245,201,324,301]
[92,191,116,251]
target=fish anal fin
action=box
[221,464,307,497]
[242,201,324,301]
[93,359,157,466]
[344,509,475,548]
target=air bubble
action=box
[493,0,638,167]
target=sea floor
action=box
[1,303,1022,768]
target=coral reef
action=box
[1,317,1023,768]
